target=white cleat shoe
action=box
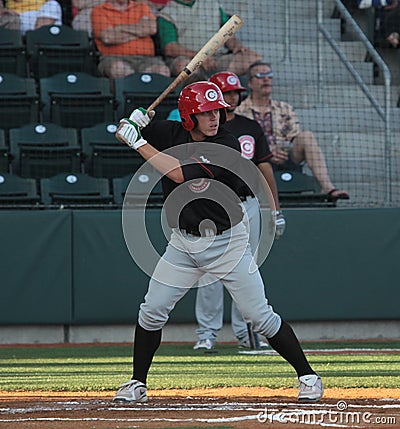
[193,339,213,350]
[113,379,148,403]
[297,374,324,402]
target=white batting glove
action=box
[271,210,286,240]
[116,119,148,151]
[129,107,155,129]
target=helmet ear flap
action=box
[181,113,195,131]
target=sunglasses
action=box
[251,71,273,79]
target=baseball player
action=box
[193,71,285,351]
[113,81,323,403]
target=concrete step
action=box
[270,84,397,108]
[296,107,400,132]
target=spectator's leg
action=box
[98,57,135,79]
[291,130,335,193]
[0,13,21,30]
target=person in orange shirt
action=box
[0,0,62,34]
[91,0,170,78]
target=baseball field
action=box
[0,340,399,429]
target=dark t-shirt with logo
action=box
[222,114,273,197]
[142,120,253,231]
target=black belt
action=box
[182,227,229,237]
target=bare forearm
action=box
[100,18,156,45]
[258,162,281,210]
[137,144,184,183]
[164,42,197,58]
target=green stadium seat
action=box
[26,24,97,79]
[40,173,113,208]
[0,173,40,207]
[0,27,28,77]
[9,123,81,179]
[112,168,163,207]
[114,73,178,120]
[274,170,335,207]
[0,130,10,174]
[40,72,114,129]
[0,73,40,130]
[81,122,144,178]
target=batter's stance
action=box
[114,81,323,403]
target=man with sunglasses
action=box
[236,61,349,201]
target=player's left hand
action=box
[116,119,148,151]
[271,210,286,239]
[129,107,155,128]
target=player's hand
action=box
[116,119,148,151]
[129,107,155,129]
[271,210,286,240]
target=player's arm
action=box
[257,162,280,211]
[116,109,184,183]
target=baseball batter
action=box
[194,71,285,350]
[113,81,323,403]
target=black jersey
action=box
[222,114,273,197]
[142,120,251,232]
[223,114,272,164]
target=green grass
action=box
[0,342,399,392]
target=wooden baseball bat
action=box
[146,14,244,113]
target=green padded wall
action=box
[0,210,72,324]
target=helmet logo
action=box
[239,135,255,160]
[227,75,238,86]
[189,178,211,193]
[205,89,218,101]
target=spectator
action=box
[72,0,104,35]
[236,62,350,201]
[91,0,171,79]
[157,0,262,76]
[139,0,169,13]
[0,0,62,34]
[355,0,399,46]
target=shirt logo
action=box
[189,179,210,193]
[239,135,255,160]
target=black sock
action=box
[132,324,162,385]
[267,320,315,378]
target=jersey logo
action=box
[239,135,255,160]
[189,178,210,193]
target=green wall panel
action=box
[72,210,196,323]
[0,210,72,324]
[260,208,400,321]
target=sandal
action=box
[327,189,350,202]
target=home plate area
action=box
[0,391,399,429]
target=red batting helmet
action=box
[178,81,229,131]
[209,71,246,93]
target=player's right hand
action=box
[129,107,155,128]
[116,119,148,151]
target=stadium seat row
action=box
[0,71,180,131]
[0,171,163,209]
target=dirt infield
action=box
[1,388,399,429]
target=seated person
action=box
[0,0,62,34]
[91,0,171,79]
[72,0,104,35]
[236,61,349,201]
[157,0,262,76]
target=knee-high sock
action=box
[267,320,315,377]
[132,324,162,384]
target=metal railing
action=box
[315,0,393,205]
